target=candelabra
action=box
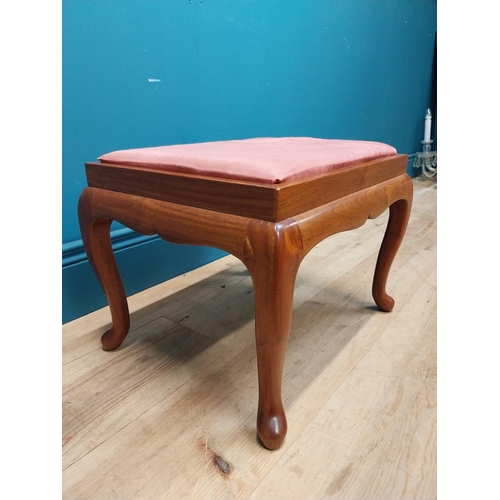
[414,109,437,178]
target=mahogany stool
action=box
[78,137,413,450]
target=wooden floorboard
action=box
[62,176,437,499]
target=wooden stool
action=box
[78,137,413,450]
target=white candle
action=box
[424,108,432,142]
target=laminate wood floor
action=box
[62,176,437,499]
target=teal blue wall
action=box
[63,0,437,323]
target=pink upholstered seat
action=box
[99,137,396,185]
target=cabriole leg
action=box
[243,219,304,450]
[78,188,130,350]
[372,182,413,312]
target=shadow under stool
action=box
[78,137,413,450]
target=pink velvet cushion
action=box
[98,137,397,185]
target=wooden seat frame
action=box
[78,153,413,450]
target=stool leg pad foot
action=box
[257,411,287,450]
